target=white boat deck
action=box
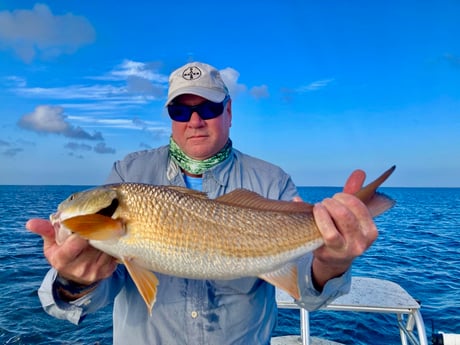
[273,277,428,345]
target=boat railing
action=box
[274,276,428,345]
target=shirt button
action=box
[191,311,198,318]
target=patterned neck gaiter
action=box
[169,137,233,175]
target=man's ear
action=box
[226,98,232,127]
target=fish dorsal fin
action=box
[122,257,159,316]
[62,214,125,240]
[216,189,313,213]
[259,263,301,300]
[166,186,209,200]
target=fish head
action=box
[50,186,123,245]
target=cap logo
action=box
[182,66,202,80]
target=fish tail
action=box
[355,165,396,217]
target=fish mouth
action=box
[49,197,120,246]
[50,212,72,246]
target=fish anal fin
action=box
[217,189,313,213]
[260,263,301,300]
[62,214,124,240]
[122,257,159,316]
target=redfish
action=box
[50,166,396,314]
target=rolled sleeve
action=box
[38,269,85,325]
[295,254,352,311]
[38,268,120,325]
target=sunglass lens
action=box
[168,97,227,122]
[198,102,224,120]
[168,105,191,122]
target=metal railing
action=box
[275,277,428,345]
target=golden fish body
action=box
[53,184,322,279]
[50,166,396,314]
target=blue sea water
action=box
[0,185,459,344]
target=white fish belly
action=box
[91,236,324,279]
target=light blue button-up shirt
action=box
[38,145,351,344]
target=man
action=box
[27,61,378,344]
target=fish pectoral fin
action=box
[62,214,125,240]
[259,263,301,300]
[122,257,159,316]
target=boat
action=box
[273,276,439,345]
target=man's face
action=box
[171,94,232,160]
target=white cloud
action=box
[10,59,168,110]
[107,60,168,98]
[14,84,128,100]
[94,142,116,154]
[126,76,164,97]
[67,115,168,131]
[17,105,103,140]
[108,60,168,82]
[220,67,248,97]
[19,105,68,133]
[65,114,170,140]
[0,4,95,62]
[5,76,27,87]
[250,85,269,99]
[65,142,92,151]
[281,78,335,101]
[0,138,35,158]
[2,147,23,157]
[296,79,334,93]
[8,61,253,142]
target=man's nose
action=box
[188,111,205,126]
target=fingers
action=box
[55,242,117,284]
[54,234,90,264]
[342,169,366,194]
[26,218,60,255]
[327,194,376,242]
[26,218,55,239]
[333,193,377,240]
[26,218,117,285]
[313,192,378,267]
[51,235,117,284]
[313,201,346,251]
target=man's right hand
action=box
[26,218,118,286]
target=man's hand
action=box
[311,170,378,290]
[26,218,118,286]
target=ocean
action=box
[0,185,459,345]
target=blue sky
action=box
[0,1,459,187]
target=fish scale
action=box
[116,184,311,259]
